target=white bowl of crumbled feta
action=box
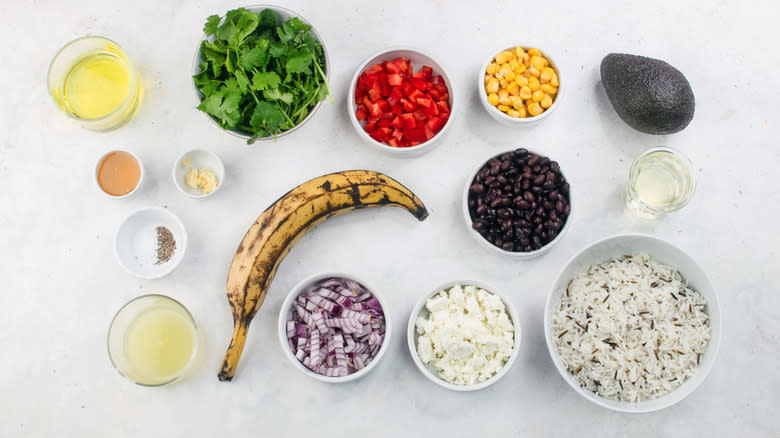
[407,281,521,391]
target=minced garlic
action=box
[184,167,218,195]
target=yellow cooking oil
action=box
[62,52,132,119]
[123,305,197,384]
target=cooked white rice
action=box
[553,253,711,402]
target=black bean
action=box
[539,156,550,167]
[531,186,544,194]
[500,160,512,171]
[543,201,553,211]
[520,238,530,246]
[532,236,543,249]
[497,175,508,185]
[550,161,560,172]
[515,148,528,157]
[533,165,542,173]
[472,220,486,231]
[476,204,487,215]
[527,155,539,166]
[470,183,484,193]
[555,200,564,213]
[533,174,546,185]
[516,199,530,209]
[561,182,570,193]
[497,208,513,219]
[523,191,535,202]
[501,242,514,251]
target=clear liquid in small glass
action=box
[625,147,696,216]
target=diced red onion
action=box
[286,276,386,377]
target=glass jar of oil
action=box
[625,147,696,216]
[107,295,198,386]
[47,36,143,131]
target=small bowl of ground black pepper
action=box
[463,148,572,259]
[115,207,188,279]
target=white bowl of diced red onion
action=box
[278,273,392,383]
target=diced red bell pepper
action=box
[410,77,430,91]
[356,105,367,121]
[400,113,416,129]
[387,74,404,86]
[390,116,402,129]
[404,128,427,143]
[365,64,383,75]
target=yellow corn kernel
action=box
[527,101,543,116]
[514,63,527,75]
[506,82,520,96]
[528,76,540,91]
[488,93,499,106]
[527,48,542,57]
[486,63,499,75]
[484,74,493,84]
[507,109,521,118]
[532,90,545,102]
[551,72,559,87]
[519,85,532,100]
[540,84,557,95]
[499,78,509,89]
[498,64,513,77]
[541,94,554,109]
[498,95,512,106]
[514,46,526,59]
[486,78,500,94]
[540,67,555,83]
[517,105,527,117]
[503,70,516,82]
[498,89,509,99]
[530,56,545,71]
[510,95,524,110]
[527,66,540,78]
[495,51,512,64]
[508,59,520,71]
[497,104,511,112]
[515,75,529,86]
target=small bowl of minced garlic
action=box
[173,149,224,198]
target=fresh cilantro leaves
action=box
[194,8,331,143]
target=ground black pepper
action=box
[155,226,176,264]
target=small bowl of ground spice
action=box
[173,149,224,198]
[115,207,188,279]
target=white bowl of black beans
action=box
[462,148,572,258]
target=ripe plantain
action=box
[218,170,428,381]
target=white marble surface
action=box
[1,0,778,436]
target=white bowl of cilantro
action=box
[192,5,331,144]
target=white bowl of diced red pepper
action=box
[347,47,454,156]
[277,272,392,383]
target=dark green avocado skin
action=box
[601,53,695,135]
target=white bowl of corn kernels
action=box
[479,45,562,126]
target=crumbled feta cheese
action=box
[414,284,515,386]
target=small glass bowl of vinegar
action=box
[95,150,143,198]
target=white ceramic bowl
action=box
[407,280,521,391]
[115,207,188,279]
[478,45,563,126]
[172,149,225,198]
[462,149,573,259]
[277,272,392,383]
[544,234,721,413]
[95,150,144,199]
[192,5,330,142]
[347,47,454,157]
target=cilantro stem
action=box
[312,53,333,104]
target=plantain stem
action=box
[218,320,250,381]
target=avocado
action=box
[600,53,695,135]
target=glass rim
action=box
[628,146,697,214]
[47,35,141,123]
[106,293,199,387]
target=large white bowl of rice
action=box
[544,234,721,413]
